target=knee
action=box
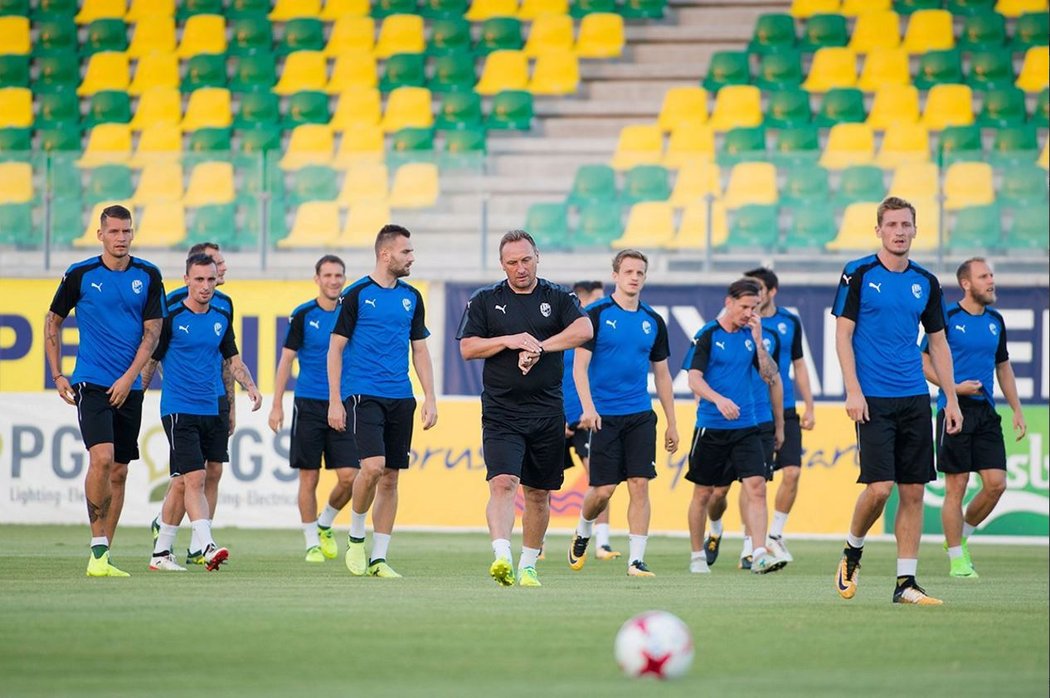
[360,459,385,480]
[299,471,320,489]
[866,482,895,505]
[983,476,1007,500]
[522,486,548,506]
[205,462,223,484]
[489,474,518,497]
[109,463,128,486]
[378,470,399,493]
[782,467,801,487]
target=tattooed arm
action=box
[108,318,162,408]
[44,311,75,405]
[224,355,262,411]
[141,358,160,391]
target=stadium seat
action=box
[0,88,31,129]
[443,126,487,163]
[968,50,1016,91]
[790,0,841,18]
[990,124,1039,165]
[522,14,576,58]
[435,91,483,129]
[780,164,830,205]
[922,84,975,129]
[611,202,676,249]
[826,201,877,249]
[1039,140,1049,169]
[1032,87,1050,126]
[518,0,567,19]
[0,162,33,204]
[420,0,468,18]
[662,123,715,168]
[466,0,518,22]
[37,126,81,151]
[132,161,184,205]
[277,18,326,55]
[34,90,79,130]
[702,51,750,91]
[75,0,126,24]
[331,87,383,129]
[476,50,529,95]
[239,125,283,153]
[229,15,274,55]
[382,86,434,131]
[129,123,182,167]
[375,14,426,59]
[176,14,227,58]
[938,124,984,163]
[998,164,1048,205]
[764,88,812,128]
[487,89,533,129]
[234,91,281,129]
[128,86,181,131]
[875,122,930,167]
[1010,11,1049,50]
[575,203,623,246]
[948,0,997,14]
[77,51,130,96]
[428,18,472,55]
[611,123,663,170]
[748,13,797,55]
[772,125,821,165]
[0,17,27,57]
[270,0,321,20]
[0,202,34,245]
[289,164,340,203]
[332,200,389,247]
[284,90,332,128]
[0,126,30,154]
[77,124,133,167]
[429,52,477,93]
[322,0,369,18]
[85,164,134,203]
[328,51,378,92]
[947,203,1001,250]
[336,162,389,205]
[958,11,1007,50]
[281,124,334,169]
[185,127,231,154]
[799,13,848,52]
[996,0,1049,17]
[848,10,901,53]
[576,13,625,58]
[943,161,995,208]
[857,46,910,90]
[815,88,866,125]
[33,0,78,16]
[978,86,1028,126]
[372,0,419,18]
[389,127,435,164]
[1016,46,1050,92]
[668,160,721,206]
[35,54,79,93]
[902,9,955,52]
[708,85,762,130]
[81,18,128,56]
[802,47,857,91]
[668,199,728,249]
[727,204,778,249]
[321,19,372,59]
[568,163,617,205]
[620,164,670,204]
[333,123,385,167]
[181,54,228,92]
[723,161,778,210]
[914,49,963,90]
[888,161,939,199]
[718,125,767,165]
[866,85,920,131]
[783,204,837,248]
[619,0,666,20]
[819,122,875,168]
[754,51,804,91]
[128,52,179,95]
[658,87,708,131]
[274,51,328,95]
[278,201,340,248]
[177,0,224,19]
[529,50,580,95]
[477,18,524,55]
[0,0,28,12]
[125,0,172,18]
[570,0,616,17]
[32,17,78,56]
[126,17,174,58]
[1005,203,1050,250]
[186,203,240,248]
[389,162,439,207]
[526,202,570,249]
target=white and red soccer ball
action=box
[614,610,694,680]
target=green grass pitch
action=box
[1,525,1046,697]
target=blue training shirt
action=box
[751,327,781,424]
[334,276,429,400]
[762,307,805,410]
[562,349,583,424]
[49,255,165,389]
[686,320,763,430]
[284,298,341,401]
[153,302,238,416]
[581,297,670,416]
[166,286,233,397]
[831,255,945,398]
[920,302,1009,411]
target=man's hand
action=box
[748,315,763,344]
[664,424,679,454]
[801,406,815,430]
[268,403,284,433]
[518,349,540,375]
[944,401,963,435]
[506,332,543,354]
[579,407,601,432]
[774,425,784,451]
[845,390,869,423]
[956,379,983,397]
[714,396,740,421]
[328,401,346,432]
[54,376,75,405]
[107,374,134,407]
[420,396,438,430]
[228,404,236,436]
[247,385,263,412]
[564,422,575,439]
[1012,409,1027,441]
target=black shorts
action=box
[774,408,803,470]
[290,397,358,470]
[857,395,935,484]
[212,394,230,464]
[347,395,415,470]
[685,425,767,487]
[588,410,658,486]
[483,414,565,491]
[758,421,776,481]
[563,421,590,470]
[162,413,226,476]
[936,401,1007,474]
[74,383,143,463]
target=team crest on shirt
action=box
[402,298,412,312]
[131,279,143,294]
[214,322,222,336]
[912,284,922,299]
[642,320,652,335]
[745,339,754,351]
[989,323,998,336]
[763,338,772,351]
[540,302,551,317]
[777,322,787,335]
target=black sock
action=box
[896,575,915,588]
[349,535,365,544]
[91,544,108,559]
[844,544,863,561]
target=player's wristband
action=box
[52,374,64,381]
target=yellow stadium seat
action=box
[708,85,762,131]
[127,17,175,58]
[867,85,919,130]
[908,197,939,251]
[389,162,439,208]
[841,0,890,15]
[466,0,519,21]
[77,124,133,167]
[0,163,34,204]
[375,15,426,59]
[848,10,900,54]
[995,0,1049,17]
[523,14,573,57]
[132,162,184,205]
[1016,47,1049,93]
[182,87,232,131]
[325,17,376,57]
[529,50,579,95]
[336,201,391,247]
[381,86,434,131]
[0,87,32,129]
[943,162,995,210]
[611,123,663,170]
[857,47,910,91]
[275,51,329,95]
[136,201,186,247]
[1040,141,1049,170]
[281,124,335,170]
[128,52,179,95]
[658,86,708,132]
[328,50,378,92]
[476,50,529,95]
[790,0,840,18]
[0,16,31,55]
[184,161,236,206]
[875,122,929,168]
[331,87,382,130]
[126,0,173,21]
[576,13,624,59]
[77,52,130,96]
[669,160,721,206]
[662,123,715,169]
[921,84,975,130]
[337,163,389,205]
[826,201,878,250]
[518,0,568,19]
[334,124,385,167]
[176,15,227,58]
[888,162,939,201]
[819,122,875,169]
[280,201,341,248]
[76,0,126,24]
[668,200,728,250]
[723,161,777,209]
[612,202,676,249]
[130,123,182,168]
[901,9,954,54]
[129,86,181,131]
[270,0,322,21]
[803,47,857,92]
[321,0,370,20]
[75,202,134,247]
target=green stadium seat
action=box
[182,54,228,92]
[421,0,469,18]
[978,86,1028,126]
[32,17,78,55]
[815,88,867,125]
[948,0,996,14]
[799,13,848,52]
[284,91,331,128]
[570,0,616,17]
[620,0,665,20]
[84,90,132,127]
[486,89,533,130]
[372,0,419,17]
[35,53,80,92]
[1032,87,1049,126]
[389,127,435,164]
[937,125,983,163]
[1010,12,1049,51]
[436,90,483,129]
[967,50,1016,90]
[187,204,239,247]
[429,52,477,93]
[703,51,750,91]
[621,165,671,204]
[915,49,963,89]
[0,203,34,246]
[764,88,813,128]
[784,204,837,248]
[49,195,87,244]
[290,165,340,203]
[32,0,77,16]
[0,127,30,155]
[575,203,623,246]
[85,164,134,204]
[278,18,326,54]
[186,127,233,155]
[35,91,79,130]
[780,165,831,205]
[443,126,486,155]
[526,202,570,249]
[749,13,798,55]
[727,204,778,249]
[428,18,472,56]
[476,18,523,55]
[0,56,29,88]
[230,53,278,92]
[958,11,1007,50]
[37,126,81,152]
[948,204,1001,249]
[754,51,804,90]
[48,158,81,194]
[177,0,225,19]
[836,164,887,205]
[229,15,274,55]
[717,126,766,166]
[893,0,942,13]
[380,53,427,91]
[235,91,281,128]
[229,0,273,17]
[568,164,617,206]
[999,164,1047,206]
[0,0,28,15]
[990,124,1038,165]
[1006,204,1049,250]
[81,19,128,55]
[772,125,821,165]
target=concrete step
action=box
[581,61,706,80]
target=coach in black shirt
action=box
[458,230,592,588]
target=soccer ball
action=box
[614,610,694,680]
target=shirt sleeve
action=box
[689,331,712,373]
[831,266,862,321]
[995,316,1010,364]
[48,269,81,318]
[332,289,359,339]
[152,315,172,361]
[557,287,587,329]
[790,316,804,361]
[284,308,306,351]
[143,267,165,321]
[455,288,488,340]
[649,312,670,363]
[580,304,602,352]
[220,319,239,359]
[920,278,946,334]
[410,288,430,341]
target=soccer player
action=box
[269,255,359,563]
[832,196,961,606]
[141,253,262,571]
[567,250,679,577]
[684,279,786,575]
[45,204,164,577]
[921,257,1026,578]
[457,230,592,587]
[327,225,437,579]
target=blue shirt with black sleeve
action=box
[762,307,805,410]
[152,302,238,417]
[920,302,1009,411]
[166,286,233,398]
[562,349,583,424]
[334,276,429,400]
[284,298,341,401]
[48,255,165,390]
[581,297,670,417]
[751,327,781,424]
[831,255,945,398]
[686,321,763,430]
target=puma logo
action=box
[309,320,320,329]
[364,299,376,308]
[954,324,966,333]
[90,282,103,292]
[178,325,190,333]
[868,282,882,293]
[715,341,725,350]
[605,319,617,329]
[495,304,506,314]
[841,274,851,285]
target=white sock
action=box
[628,534,647,563]
[846,533,865,549]
[691,550,705,560]
[519,546,540,570]
[190,519,213,553]
[318,504,340,529]
[947,546,964,560]
[154,523,178,555]
[897,558,918,577]
[303,521,320,549]
[350,510,367,539]
[962,522,976,539]
[492,538,513,564]
[90,536,109,549]
[709,518,723,537]
[594,522,610,547]
[752,546,768,560]
[372,532,391,561]
[576,515,596,539]
[741,536,753,557]
[770,510,789,538]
